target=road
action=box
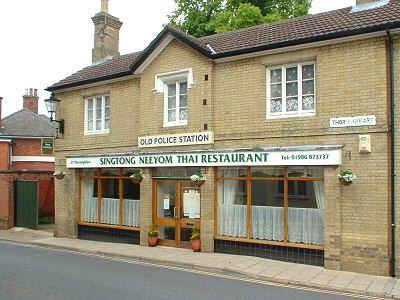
[0,240,379,300]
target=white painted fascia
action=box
[0,136,54,140]
[51,75,139,94]
[134,35,175,75]
[11,156,55,163]
[213,30,398,64]
[0,139,12,143]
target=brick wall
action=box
[54,35,396,275]
[0,171,54,229]
[0,142,10,170]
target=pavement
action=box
[1,226,399,299]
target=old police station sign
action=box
[138,131,214,148]
[66,148,342,168]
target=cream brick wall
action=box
[393,34,400,276]
[54,35,395,275]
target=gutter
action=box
[47,22,400,92]
[386,29,396,277]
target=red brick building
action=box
[0,89,56,229]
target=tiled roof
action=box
[198,0,400,55]
[48,0,400,90]
[0,109,56,138]
[48,52,141,90]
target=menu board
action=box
[183,190,200,219]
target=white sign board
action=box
[330,115,376,128]
[138,131,214,148]
[67,149,341,168]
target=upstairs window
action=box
[267,63,315,119]
[85,95,110,135]
[154,68,194,127]
[165,81,188,126]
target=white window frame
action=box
[153,68,195,127]
[266,62,316,119]
[84,95,110,135]
[163,80,188,127]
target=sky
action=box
[0,0,355,118]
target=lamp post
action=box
[44,92,64,134]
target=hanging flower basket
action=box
[192,180,205,187]
[130,170,143,185]
[338,170,357,186]
[131,178,143,185]
[339,177,353,186]
[53,171,66,180]
[190,171,206,187]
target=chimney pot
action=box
[23,88,39,114]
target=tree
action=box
[168,0,312,37]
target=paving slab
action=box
[1,227,400,299]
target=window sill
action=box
[267,112,316,120]
[84,130,110,136]
[163,122,188,128]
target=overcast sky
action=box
[0,0,355,118]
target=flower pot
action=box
[192,180,205,187]
[131,178,143,185]
[148,236,158,247]
[191,239,201,252]
[55,174,65,180]
[339,178,353,186]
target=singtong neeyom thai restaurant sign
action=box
[66,149,341,168]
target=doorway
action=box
[153,179,201,249]
[14,180,38,229]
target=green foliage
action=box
[191,226,200,240]
[148,225,159,237]
[168,0,312,36]
[130,170,143,180]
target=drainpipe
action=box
[386,29,396,277]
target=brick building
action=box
[0,89,56,229]
[47,0,400,276]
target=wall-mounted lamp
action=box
[44,92,64,134]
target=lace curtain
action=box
[219,205,324,245]
[82,179,98,223]
[81,179,140,227]
[218,168,325,245]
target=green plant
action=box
[53,170,66,176]
[148,225,158,237]
[190,226,200,240]
[338,170,357,182]
[130,170,143,180]
[190,171,206,182]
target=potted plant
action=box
[190,226,201,252]
[148,224,158,247]
[338,170,357,186]
[53,170,66,180]
[190,171,206,187]
[130,170,143,184]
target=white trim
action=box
[163,81,189,127]
[84,95,110,135]
[154,68,195,93]
[12,156,55,163]
[66,148,342,168]
[214,30,392,64]
[0,139,12,143]
[0,136,54,139]
[135,35,175,75]
[50,75,139,94]
[266,62,316,119]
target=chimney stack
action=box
[92,0,123,64]
[23,88,39,114]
